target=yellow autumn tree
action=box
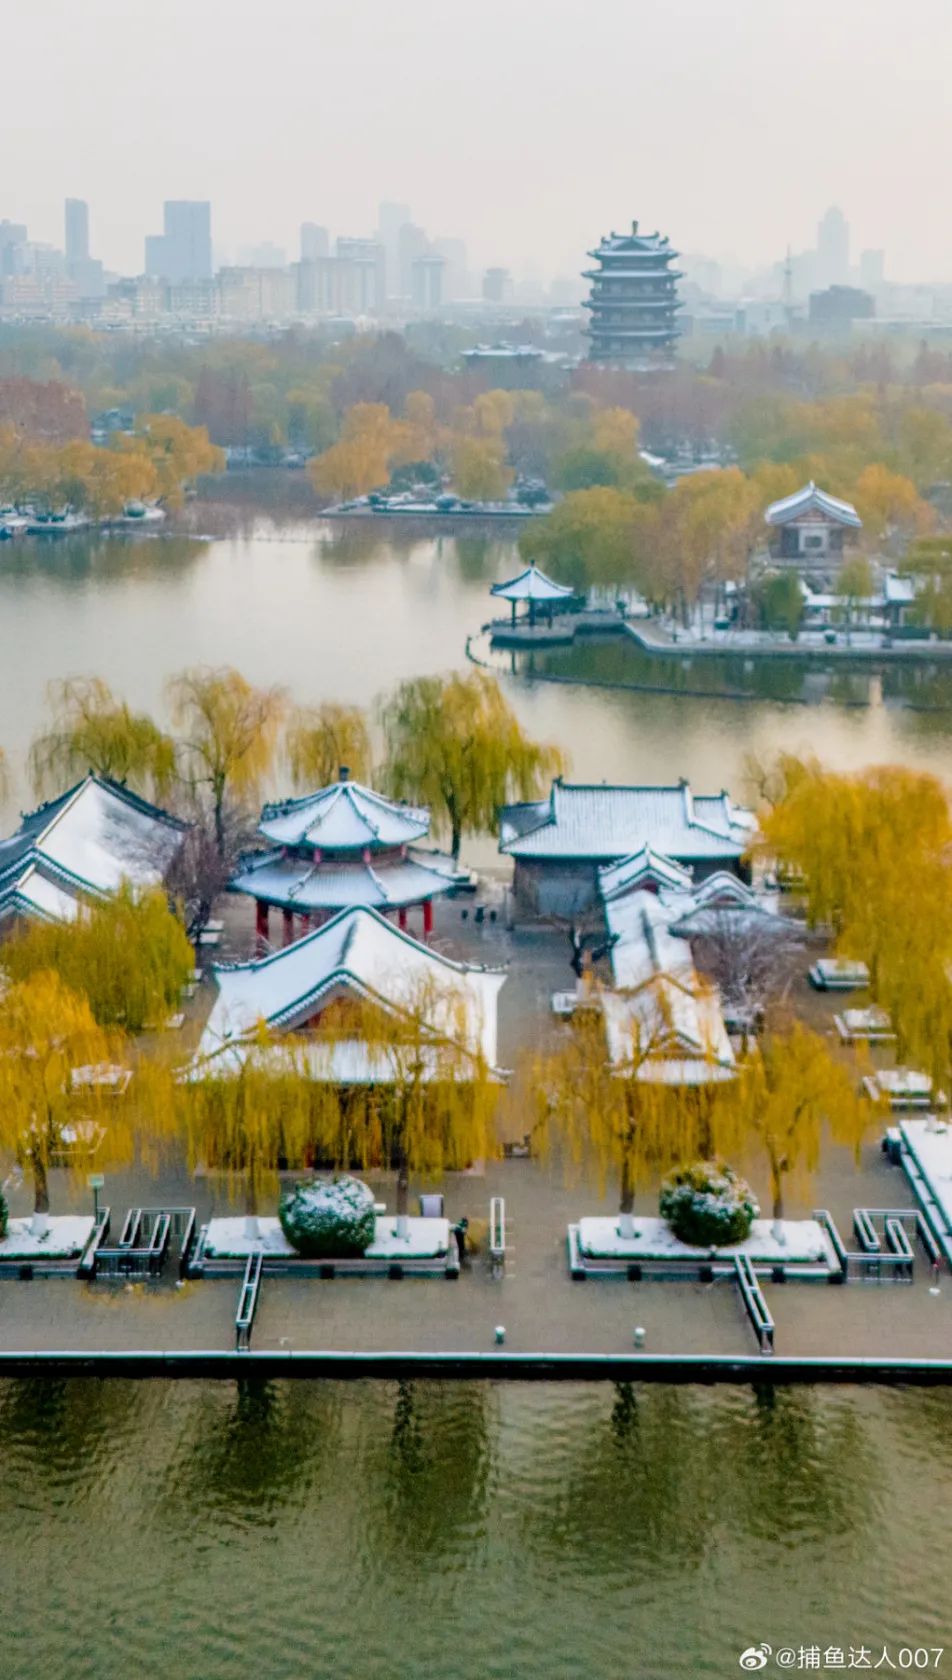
[2,886,194,1033]
[380,670,566,860]
[286,702,373,788]
[449,435,512,501]
[29,676,176,799]
[0,972,131,1227]
[168,666,286,854]
[736,1023,868,1225]
[119,414,224,509]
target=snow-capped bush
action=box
[660,1160,759,1248]
[279,1175,376,1258]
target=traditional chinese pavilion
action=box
[764,481,862,570]
[583,222,682,368]
[230,771,461,949]
[490,564,575,628]
[192,904,506,1081]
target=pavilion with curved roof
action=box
[490,564,575,628]
[229,770,462,949]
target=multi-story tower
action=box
[145,201,212,282]
[64,199,89,264]
[582,221,682,368]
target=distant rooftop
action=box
[499,780,753,864]
[765,481,862,529]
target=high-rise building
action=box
[582,221,682,368]
[482,267,512,305]
[144,201,212,282]
[859,248,886,292]
[0,221,27,277]
[335,238,386,313]
[64,199,89,264]
[816,206,849,289]
[433,238,469,301]
[300,223,330,264]
[377,200,411,295]
[410,255,444,312]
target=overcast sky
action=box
[5,0,950,282]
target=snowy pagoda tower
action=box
[229,770,463,950]
[582,221,682,369]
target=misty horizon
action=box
[6,0,951,284]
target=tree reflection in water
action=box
[380,1380,492,1557]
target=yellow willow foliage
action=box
[380,669,566,859]
[29,675,177,798]
[307,988,500,1185]
[530,1007,740,1208]
[183,987,499,1212]
[2,886,194,1033]
[734,1023,868,1219]
[308,402,407,499]
[472,390,516,437]
[119,414,224,510]
[449,435,512,501]
[0,971,138,1212]
[168,666,286,847]
[850,462,934,540]
[286,702,372,789]
[591,406,640,457]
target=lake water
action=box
[2,498,952,839]
[2,493,952,1678]
[2,1376,951,1680]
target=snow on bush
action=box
[279,1174,376,1258]
[660,1160,759,1248]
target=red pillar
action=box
[398,907,408,931]
[422,898,433,939]
[255,900,269,952]
[282,907,295,947]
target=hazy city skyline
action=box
[5,0,951,285]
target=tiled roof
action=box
[229,846,459,911]
[499,780,751,862]
[598,845,694,903]
[195,905,506,1075]
[490,565,574,603]
[601,890,735,1084]
[0,774,186,924]
[764,481,862,529]
[258,779,430,851]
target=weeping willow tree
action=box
[286,702,372,789]
[735,1022,868,1227]
[2,886,194,1032]
[168,666,286,855]
[380,670,566,861]
[532,1004,739,1235]
[756,754,952,1088]
[0,972,135,1229]
[29,677,176,799]
[307,984,500,1232]
[184,977,500,1236]
[182,1026,318,1238]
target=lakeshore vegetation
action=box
[1,635,948,1226]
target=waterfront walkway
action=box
[2,1142,952,1379]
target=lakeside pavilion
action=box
[489,564,575,629]
[0,772,188,932]
[229,771,462,951]
[192,903,506,1080]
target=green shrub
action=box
[278,1175,376,1258]
[660,1160,759,1248]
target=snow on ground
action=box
[0,1216,95,1258]
[204,1215,450,1260]
[577,1215,832,1265]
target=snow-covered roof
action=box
[764,481,862,529]
[499,780,752,863]
[258,778,430,852]
[230,846,459,912]
[0,774,187,925]
[195,905,506,1076]
[601,891,735,1085]
[490,565,574,604]
[598,845,694,903]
